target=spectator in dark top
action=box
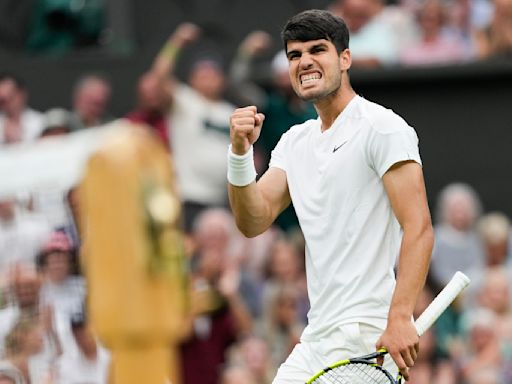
[125,70,173,150]
[180,209,252,384]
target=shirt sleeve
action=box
[268,130,289,172]
[369,122,422,178]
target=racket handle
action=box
[414,271,470,336]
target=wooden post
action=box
[80,123,187,384]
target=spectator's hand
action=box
[239,30,272,57]
[170,22,201,48]
[218,263,241,299]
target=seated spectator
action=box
[54,312,110,384]
[0,73,44,145]
[330,0,400,67]
[229,335,274,384]
[474,267,512,341]
[180,208,253,384]
[3,315,53,384]
[400,0,471,66]
[259,284,305,370]
[474,0,512,58]
[36,231,85,355]
[458,307,503,382]
[0,265,41,354]
[465,212,512,306]
[262,239,309,324]
[478,211,511,267]
[428,183,484,290]
[69,74,112,131]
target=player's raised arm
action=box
[228,106,291,237]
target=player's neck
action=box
[316,86,356,132]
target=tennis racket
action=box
[306,271,470,384]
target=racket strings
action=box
[312,363,393,384]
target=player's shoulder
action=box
[283,117,319,141]
[356,96,412,134]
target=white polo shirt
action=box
[269,95,422,341]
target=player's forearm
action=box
[228,182,274,238]
[389,221,434,322]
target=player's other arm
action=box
[228,106,291,237]
[377,160,434,379]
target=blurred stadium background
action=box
[0,0,511,383]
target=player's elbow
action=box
[236,220,265,238]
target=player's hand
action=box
[230,106,265,155]
[376,318,419,381]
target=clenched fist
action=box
[230,106,265,155]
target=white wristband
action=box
[227,145,257,187]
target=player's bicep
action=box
[257,166,291,221]
[382,161,431,230]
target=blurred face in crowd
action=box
[221,367,257,384]
[43,251,71,283]
[137,72,172,113]
[13,267,40,308]
[240,337,269,378]
[0,199,16,222]
[0,79,26,116]
[444,192,477,231]
[269,241,300,282]
[74,78,111,126]
[194,211,232,253]
[338,0,375,32]
[470,323,496,352]
[274,289,299,327]
[418,0,445,37]
[188,61,225,101]
[479,269,510,314]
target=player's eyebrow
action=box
[287,42,329,59]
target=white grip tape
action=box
[414,271,470,336]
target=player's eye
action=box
[287,52,300,60]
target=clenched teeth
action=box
[300,73,321,84]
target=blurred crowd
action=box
[2,0,512,63]
[1,1,512,383]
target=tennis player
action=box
[227,9,434,383]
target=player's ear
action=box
[340,48,351,71]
